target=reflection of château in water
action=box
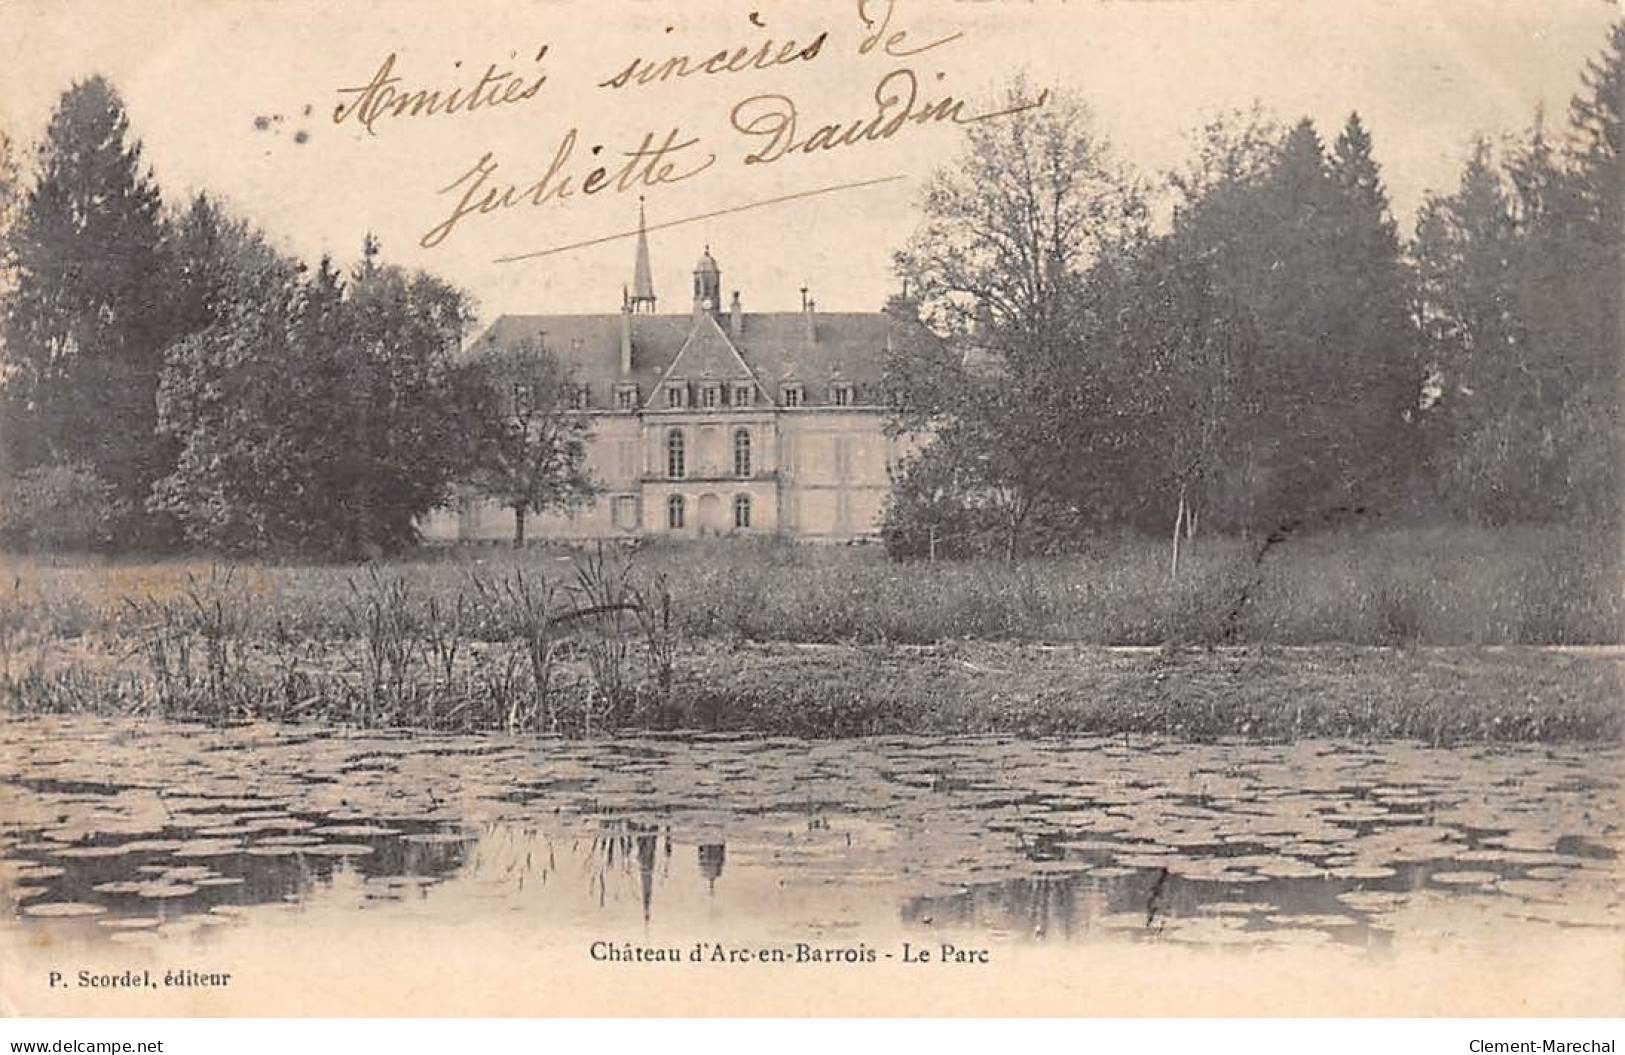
[698,842,726,891]
[424,203,917,543]
[594,821,724,920]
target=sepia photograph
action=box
[0,0,1619,1025]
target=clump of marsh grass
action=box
[634,571,679,708]
[485,567,565,733]
[568,544,639,734]
[122,565,265,719]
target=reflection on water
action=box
[0,715,1619,954]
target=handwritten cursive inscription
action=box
[730,68,1049,166]
[385,2,1053,255]
[857,0,963,57]
[599,19,828,90]
[334,49,549,135]
[419,129,716,249]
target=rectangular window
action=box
[572,385,590,410]
[780,384,802,408]
[613,495,638,530]
[667,429,685,479]
[667,495,685,530]
[733,494,752,530]
[701,384,719,409]
[733,384,753,407]
[616,385,638,411]
[665,384,686,409]
[832,383,853,407]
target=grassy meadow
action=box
[0,524,1619,741]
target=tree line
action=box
[883,25,1621,559]
[0,77,591,556]
[1,22,1618,560]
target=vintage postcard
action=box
[0,0,1620,1019]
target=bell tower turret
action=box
[692,246,721,314]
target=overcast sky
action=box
[1,0,1617,327]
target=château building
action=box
[422,207,913,543]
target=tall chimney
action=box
[729,291,742,337]
[803,293,816,345]
[620,303,632,374]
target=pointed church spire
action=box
[629,197,656,313]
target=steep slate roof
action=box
[466,310,895,408]
[657,312,758,385]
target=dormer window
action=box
[733,384,754,408]
[664,383,687,409]
[571,384,590,410]
[615,383,639,411]
[780,383,804,408]
[700,383,721,409]
[831,383,854,407]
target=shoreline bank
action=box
[4,639,1619,744]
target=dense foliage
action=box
[885,25,1621,558]
[0,81,587,557]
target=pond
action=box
[2,713,1619,968]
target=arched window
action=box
[733,429,752,478]
[733,494,752,530]
[667,495,685,530]
[666,429,685,479]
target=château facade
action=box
[422,211,912,543]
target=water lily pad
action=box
[23,901,105,917]
[1429,870,1500,887]
[301,843,375,856]
[1255,859,1325,879]
[1329,865,1398,880]
[172,841,244,859]
[194,876,245,887]
[316,825,401,838]
[52,844,134,859]
[243,818,316,832]
[97,916,162,929]
[1112,853,1179,870]
[92,881,147,894]
[401,832,466,845]
[116,839,185,853]
[135,883,198,899]
[253,834,325,847]
[1336,890,1409,912]
[1203,902,1275,916]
